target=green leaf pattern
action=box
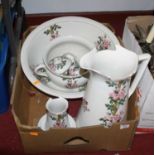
[44,24,61,40]
[82,98,90,112]
[50,113,67,128]
[95,35,111,51]
[99,79,129,127]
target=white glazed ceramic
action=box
[37,97,75,131]
[76,45,151,127]
[37,114,76,131]
[47,56,72,75]
[34,36,91,90]
[21,16,120,98]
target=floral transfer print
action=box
[105,80,128,115]
[82,98,90,112]
[44,25,112,49]
[135,87,142,103]
[48,57,68,73]
[95,35,111,51]
[63,78,78,89]
[100,111,124,128]
[50,113,67,128]
[62,77,86,91]
[44,24,61,40]
[99,79,129,127]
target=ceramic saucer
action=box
[37,114,76,131]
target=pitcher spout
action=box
[80,48,97,71]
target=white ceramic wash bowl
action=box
[21,16,120,98]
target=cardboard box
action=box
[122,16,154,129]
[11,66,139,153]
[11,24,139,153]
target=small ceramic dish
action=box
[48,56,72,75]
[37,114,76,131]
[34,36,92,89]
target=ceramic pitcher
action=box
[76,45,151,128]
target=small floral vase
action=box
[45,97,69,129]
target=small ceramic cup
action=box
[47,55,72,75]
[45,97,69,128]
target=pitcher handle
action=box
[129,53,151,97]
[34,64,48,78]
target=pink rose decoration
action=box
[49,63,56,72]
[109,92,119,100]
[103,40,110,49]
[118,89,126,100]
[109,89,126,101]
[111,114,121,122]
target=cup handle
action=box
[129,53,151,97]
[34,64,48,78]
